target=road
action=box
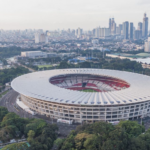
[0,90,77,137]
[1,90,150,137]
[18,63,35,72]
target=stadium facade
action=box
[11,69,150,123]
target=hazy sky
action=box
[0,0,150,30]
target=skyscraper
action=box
[95,27,100,38]
[99,28,110,38]
[35,33,40,44]
[119,24,123,35]
[111,18,116,35]
[142,13,148,38]
[134,30,140,40]
[130,22,133,40]
[124,21,129,39]
[109,18,111,33]
[138,22,143,30]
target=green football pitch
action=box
[80,89,97,92]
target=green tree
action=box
[0,107,8,122]
[80,62,91,68]
[2,142,29,150]
[117,120,145,137]
[27,130,35,143]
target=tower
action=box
[142,13,148,38]
[109,18,111,33]
[130,22,133,40]
[124,21,129,39]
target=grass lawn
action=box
[0,91,8,98]
[38,65,52,69]
[81,89,97,92]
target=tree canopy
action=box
[58,121,148,150]
[0,107,58,150]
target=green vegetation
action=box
[38,64,52,69]
[0,91,8,98]
[2,142,29,150]
[0,66,29,86]
[0,107,58,150]
[0,47,40,58]
[81,89,97,92]
[57,121,147,150]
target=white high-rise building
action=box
[35,33,48,44]
[95,27,100,38]
[99,28,110,38]
[35,33,40,43]
[144,37,150,52]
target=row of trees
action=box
[0,66,29,86]
[0,47,40,58]
[56,121,149,150]
[0,107,58,150]
[55,58,146,74]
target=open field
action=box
[81,89,97,92]
[38,65,52,68]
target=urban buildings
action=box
[123,21,129,39]
[130,23,133,40]
[145,37,150,52]
[134,30,141,40]
[21,51,47,58]
[35,33,48,44]
[142,13,148,38]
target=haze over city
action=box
[0,0,150,30]
[1,0,150,150]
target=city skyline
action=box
[0,0,150,30]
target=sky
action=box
[0,0,150,30]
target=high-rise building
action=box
[92,29,96,36]
[116,27,120,35]
[72,30,75,35]
[138,22,143,30]
[124,21,129,39]
[130,22,133,40]
[35,33,48,44]
[134,30,140,40]
[99,28,110,38]
[145,37,150,52]
[35,33,40,44]
[95,27,100,38]
[77,28,83,37]
[119,24,123,35]
[142,13,148,38]
[109,18,111,33]
[111,18,116,35]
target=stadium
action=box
[11,69,150,123]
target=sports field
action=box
[81,89,97,92]
[38,65,52,69]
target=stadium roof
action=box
[11,69,150,106]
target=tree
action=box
[59,62,70,69]
[27,130,35,143]
[80,62,91,68]
[54,138,64,149]
[0,107,8,122]
[117,120,145,137]
[102,127,129,150]
[2,142,29,150]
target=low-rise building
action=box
[21,51,47,59]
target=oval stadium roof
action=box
[11,69,150,106]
